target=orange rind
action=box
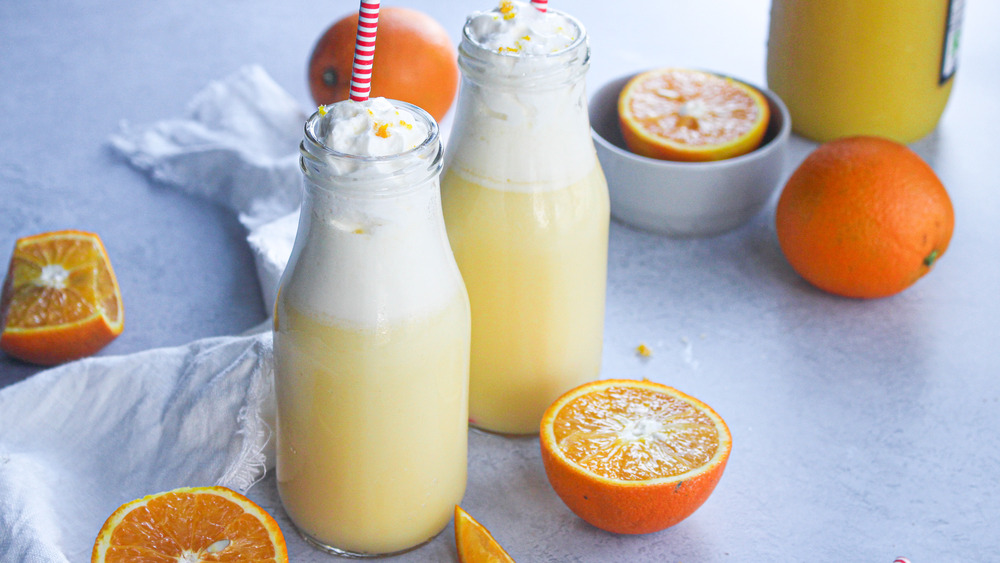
[540,379,731,534]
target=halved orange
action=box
[454,505,514,563]
[618,68,770,162]
[540,379,731,534]
[92,486,288,563]
[0,230,123,365]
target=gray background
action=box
[2,0,998,561]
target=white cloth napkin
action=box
[0,65,307,561]
[110,64,305,231]
[0,335,274,562]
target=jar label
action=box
[940,0,965,84]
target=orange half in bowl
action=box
[618,68,770,162]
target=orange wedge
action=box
[618,67,770,162]
[540,379,731,534]
[0,230,123,365]
[454,505,514,563]
[92,486,288,563]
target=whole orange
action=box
[307,7,459,123]
[775,136,954,299]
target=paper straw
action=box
[349,0,381,102]
[531,0,548,12]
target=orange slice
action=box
[540,379,731,534]
[454,505,514,563]
[0,230,123,365]
[92,486,288,563]
[618,68,770,162]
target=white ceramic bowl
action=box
[590,71,791,237]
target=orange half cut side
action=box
[619,68,770,162]
[540,379,731,534]
[92,486,288,563]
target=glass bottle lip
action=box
[458,8,590,86]
[300,99,442,196]
[302,99,440,164]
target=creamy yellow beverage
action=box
[274,297,469,555]
[443,1,609,435]
[442,165,608,434]
[273,98,470,556]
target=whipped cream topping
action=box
[466,0,578,55]
[445,2,595,191]
[293,97,459,326]
[318,97,429,157]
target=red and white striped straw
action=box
[530,0,548,12]
[349,0,380,102]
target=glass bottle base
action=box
[295,525,436,559]
[469,422,539,439]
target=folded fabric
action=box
[1,65,327,562]
[246,210,299,314]
[0,333,274,562]
[109,64,306,232]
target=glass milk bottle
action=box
[441,1,610,435]
[767,0,964,143]
[273,99,470,557]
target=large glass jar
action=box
[767,0,963,143]
[273,101,470,557]
[440,6,610,435]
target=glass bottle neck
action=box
[299,102,442,197]
[457,9,590,91]
[446,14,597,190]
[296,100,445,242]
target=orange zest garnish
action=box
[499,0,516,20]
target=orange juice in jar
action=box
[766,0,964,143]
